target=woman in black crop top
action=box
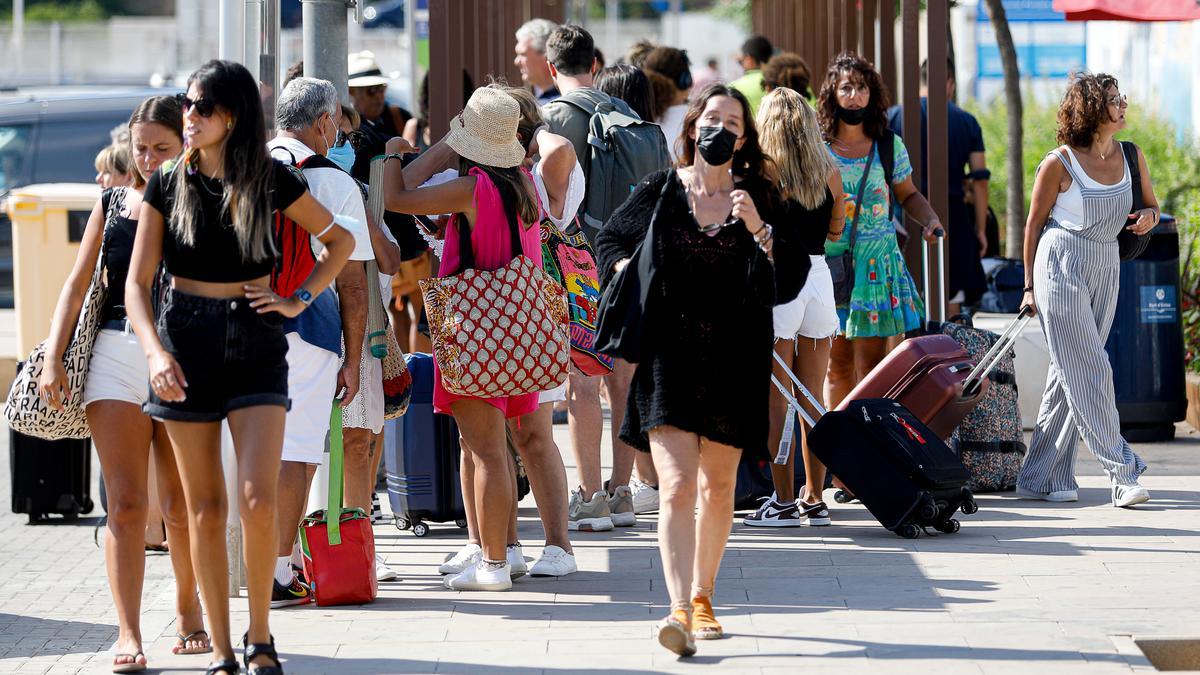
[745,87,848,531]
[38,95,218,672]
[125,60,353,675]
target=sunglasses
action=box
[178,94,216,118]
[336,129,367,151]
[1109,93,1129,108]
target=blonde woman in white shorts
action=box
[744,87,846,528]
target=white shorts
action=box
[83,328,150,407]
[774,255,839,340]
[282,333,341,465]
[539,381,567,404]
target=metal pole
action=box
[261,0,280,134]
[406,0,419,113]
[605,0,618,58]
[668,0,682,49]
[245,0,264,80]
[49,22,61,86]
[303,0,350,103]
[13,0,23,83]
[219,0,244,62]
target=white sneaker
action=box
[567,487,614,532]
[529,545,577,577]
[374,554,399,582]
[507,544,528,579]
[1113,483,1150,508]
[438,543,482,575]
[443,561,512,591]
[607,485,637,527]
[630,478,660,514]
[1015,485,1079,502]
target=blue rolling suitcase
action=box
[383,353,467,537]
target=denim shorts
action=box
[143,288,290,422]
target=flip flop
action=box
[174,630,213,655]
[112,651,146,673]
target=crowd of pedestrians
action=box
[26,19,1163,672]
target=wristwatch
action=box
[293,288,314,306]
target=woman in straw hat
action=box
[383,87,545,591]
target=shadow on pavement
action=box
[0,613,116,658]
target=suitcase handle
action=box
[922,229,946,325]
[962,306,1034,397]
[770,351,830,465]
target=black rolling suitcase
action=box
[10,429,94,524]
[771,353,977,539]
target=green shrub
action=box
[0,1,108,22]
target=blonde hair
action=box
[757,87,832,210]
[94,143,141,188]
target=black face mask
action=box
[696,125,739,166]
[835,105,869,126]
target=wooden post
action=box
[880,0,897,99]
[862,0,877,66]
[901,0,923,281]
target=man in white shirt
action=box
[266,77,396,606]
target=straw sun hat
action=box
[444,87,527,169]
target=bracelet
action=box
[754,222,773,243]
[1023,285,1034,292]
[382,152,405,164]
[751,223,767,238]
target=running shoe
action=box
[742,495,802,528]
[438,543,482,575]
[568,487,614,532]
[1112,483,1150,508]
[630,478,660,514]
[507,544,528,579]
[529,545,577,577]
[799,498,832,526]
[606,485,637,527]
[270,575,313,608]
[443,561,512,591]
[375,554,399,582]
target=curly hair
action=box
[679,84,776,183]
[816,51,892,142]
[1056,72,1120,148]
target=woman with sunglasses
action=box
[125,60,353,675]
[40,95,210,673]
[595,84,808,656]
[1016,73,1157,508]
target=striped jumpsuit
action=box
[1016,148,1147,493]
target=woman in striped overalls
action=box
[1018,73,1160,508]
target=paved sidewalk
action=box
[1,421,1198,674]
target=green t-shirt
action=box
[729,70,765,117]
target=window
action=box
[0,125,33,193]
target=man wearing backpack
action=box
[267,78,401,605]
[542,25,671,533]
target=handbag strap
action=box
[364,260,388,358]
[325,403,345,546]
[846,143,876,251]
[1121,141,1143,213]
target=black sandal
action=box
[242,633,284,674]
[205,659,239,674]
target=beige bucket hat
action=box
[443,87,526,169]
[348,50,391,87]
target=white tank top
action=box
[1048,147,1130,233]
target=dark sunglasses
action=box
[336,129,367,151]
[177,94,216,118]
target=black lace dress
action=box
[595,169,811,458]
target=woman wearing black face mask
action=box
[596,84,809,657]
[817,52,941,409]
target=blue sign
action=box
[977,0,1065,22]
[978,43,1086,78]
[1140,285,1178,323]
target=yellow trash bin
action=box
[4,183,102,357]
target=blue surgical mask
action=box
[327,140,356,173]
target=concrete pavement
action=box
[0,421,1198,674]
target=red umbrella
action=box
[1053,0,1200,21]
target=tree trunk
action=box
[983,0,1024,258]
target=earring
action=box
[226,120,233,130]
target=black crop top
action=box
[99,188,138,322]
[792,187,836,256]
[143,160,307,282]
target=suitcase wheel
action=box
[394,516,411,531]
[455,519,468,529]
[960,498,979,516]
[411,521,430,538]
[936,519,961,534]
[897,523,922,539]
[833,490,856,504]
[920,502,940,522]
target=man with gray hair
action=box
[515,17,561,104]
[266,77,401,606]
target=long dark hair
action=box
[172,60,274,263]
[816,51,891,142]
[594,64,656,122]
[679,84,774,182]
[457,156,539,239]
[127,95,183,189]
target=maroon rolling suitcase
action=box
[833,235,988,439]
